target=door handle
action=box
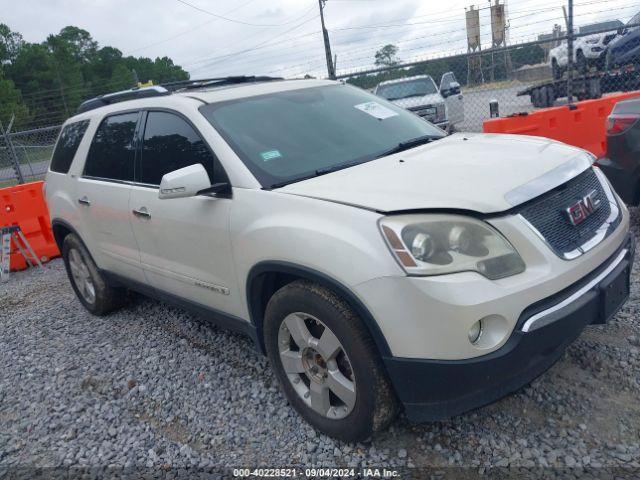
[78,196,91,206]
[132,207,151,219]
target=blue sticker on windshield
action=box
[261,150,282,162]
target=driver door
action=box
[128,110,239,315]
[440,72,465,128]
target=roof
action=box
[76,77,338,115]
[376,75,435,87]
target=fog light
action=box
[468,320,483,344]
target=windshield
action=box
[375,78,438,101]
[200,84,444,188]
[628,12,640,28]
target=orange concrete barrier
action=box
[0,181,59,271]
[483,91,640,158]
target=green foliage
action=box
[374,44,400,67]
[0,72,29,127]
[348,44,546,91]
[0,23,189,129]
[0,23,23,64]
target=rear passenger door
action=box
[76,111,147,283]
[128,110,239,314]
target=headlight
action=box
[380,214,525,279]
[586,38,599,44]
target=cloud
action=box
[2,0,636,79]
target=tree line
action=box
[348,43,546,90]
[0,24,189,130]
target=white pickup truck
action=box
[374,73,465,133]
[549,31,618,78]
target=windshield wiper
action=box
[269,160,371,189]
[269,135,442,189]
[375,134,443,159]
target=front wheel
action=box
[264,280,398,441]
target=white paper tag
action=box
[354,102,398,120]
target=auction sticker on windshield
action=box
[260,150,283,162]
[354,102,398,120]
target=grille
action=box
[408,105,436,119]
[518,168,620,257]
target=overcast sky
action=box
[3,0,638,78]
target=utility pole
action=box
[566,0,574,104]
[318,0,336,79]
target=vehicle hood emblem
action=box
[565,189,601,226]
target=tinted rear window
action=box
[50,120,90,174]
[84,112,139,181]
[140,111,218,185]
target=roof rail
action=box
[77,86,170,114]
[76,76,285,114]
[161,75,284,91]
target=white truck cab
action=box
[374,73,465,132]
[45,77,632,442]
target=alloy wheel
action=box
[278,312,356,419]
[68,248,96,304]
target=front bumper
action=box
[382,234,634,423]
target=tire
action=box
[552,59,562,80]
[531,89,542,108]
[576,50,588,74]
[542,86,556,107]
[264,280,398,442]
[62,233,128,315]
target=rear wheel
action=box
[264,280,397,441]
[62,233,128,315]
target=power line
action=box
[187,14,321,72]
[173,0,315,27]
[126,0,261,54]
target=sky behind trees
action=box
[2,0,638,79]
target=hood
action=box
[277,133,594,214]
[390,93,444,109]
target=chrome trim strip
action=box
[517,167,621,260]
[504,155,592,207]
[521,248,628,332]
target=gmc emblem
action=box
[564,190,601,226]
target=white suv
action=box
[45,77,633,442]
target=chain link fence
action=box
[0,124,61,187]
[2,12,639,188]
[338,23,640,134]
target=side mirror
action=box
[159,163,213,200]
[448,82,461,95]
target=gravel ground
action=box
[1,209,639,477]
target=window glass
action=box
[140,111,217,186]
[200,84,444,188]
[84,112,138,181]
[376,78,438,100]
[50,120,90,173]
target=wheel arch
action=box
[52,218,79,252]
[51,219,102,269]
[246,261,392,358]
